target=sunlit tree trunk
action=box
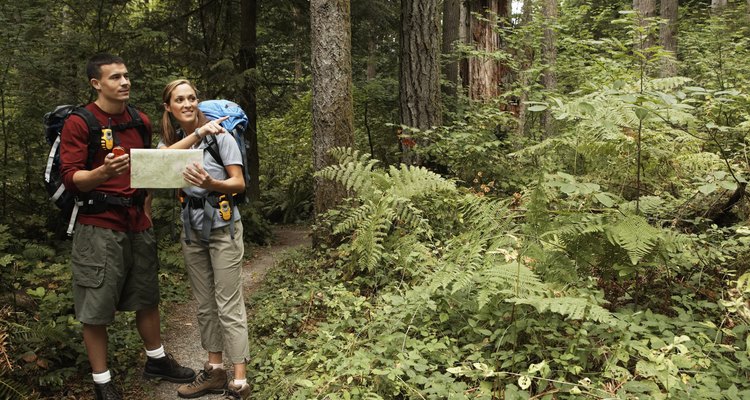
[400,0,442,165]
[659,0,678,77]
[541,0,558,137]
[239,0,260,202]
[311,0,355,239]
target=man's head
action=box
[86,53,125,81]
[87,53,130,106]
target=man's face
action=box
[91,63,130,103]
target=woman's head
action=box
[161,79,207,145]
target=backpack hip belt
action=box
[179,192,236,246]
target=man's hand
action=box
[103,152,130,178]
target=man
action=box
[60,53,195,400]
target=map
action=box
[130,148,203,188]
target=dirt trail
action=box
[141,225,310,399]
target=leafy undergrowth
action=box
[244,149,750,400]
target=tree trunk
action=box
[442,0,460,99]
[311,0,355,235]
[516,0,534,136]
[468,0,501,101]
[400,0,442,165]
[541,0,558,137]
[459,0,470,91]
[659,0,678,77]
[239,0,260,203]
[711,0,727,11]
[633,0,657,55]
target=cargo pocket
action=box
[71,227,107,288]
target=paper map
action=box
[130,148,203,189]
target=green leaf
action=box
[594,193,615,207]
[634,107,649,121]
[698,183,717,195]
[527,104,547,112]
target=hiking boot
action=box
[94,381,122,400]
[223,381,251,399]
[177,362,228,398]
[143,353,196,383]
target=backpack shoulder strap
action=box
[204,135,224,167]
[69,107,102,169]
[126,104,151,149]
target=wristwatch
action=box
[193,128,202,139]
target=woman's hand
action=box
[183,162,214,190]
[196,115,229,138]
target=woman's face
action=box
[165,83,199,126]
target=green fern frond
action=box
[388,164,455,199]
[605,214,660,265]
[0,374,29,400]
[506,296,617,325]
[352,200,395,271]
[333,203,374,235]
[645,76,692,92]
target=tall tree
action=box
[633,0,657,54]
[399,0,442,164]
[659,0,678,77]
[239,0,260,202]
[442,0,461,99]
[311,0,355,235]
[516,0,534,136]
[468,0,501,101]
[711,0,728,11]
[541,0,558,137]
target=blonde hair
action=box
[161,79,208,146]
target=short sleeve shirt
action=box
[159,134,243,231]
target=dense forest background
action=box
[1,0,750,398]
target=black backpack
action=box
[43,104,149,235]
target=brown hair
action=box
[160,79,208,146]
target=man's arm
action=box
[59,114,129,193]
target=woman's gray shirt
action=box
[158,134,243,231]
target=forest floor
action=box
[132,225,311,400]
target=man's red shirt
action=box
[60,103,153,233]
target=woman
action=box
[159,78,250,400]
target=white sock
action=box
[209,363,224,370]
[92,370,111,384]
[145,345,165,359]
[233,378,247,387]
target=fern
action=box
[605,214,660,265]
[506,296,618,325]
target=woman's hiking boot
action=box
[94,381,122,400]
[223,381,251,399]
[143,353,196,383]
[177,362,228,398]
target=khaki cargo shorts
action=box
[70,224,159,325]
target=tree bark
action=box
[442,0,460,99]
[516,0,534,136]
[239,0,260,203]
[468,0,501,101]
[659,0,678,77]
[541,0,558,137]
[311,0,355,229]
[400,0,442,165]
[633,0,657,55]
[711,0,727,11]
